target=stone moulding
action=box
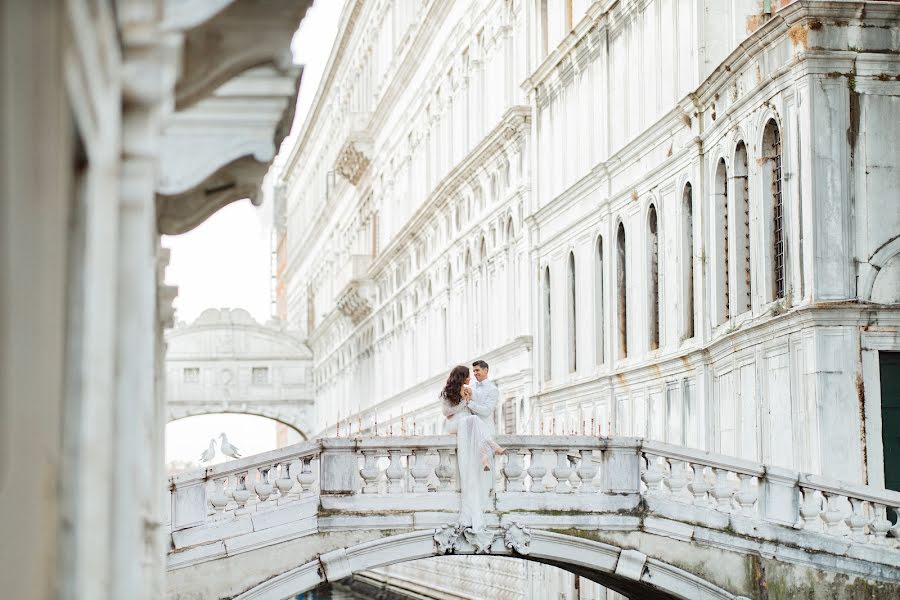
[172,0,313,111]
[156,63,302,235]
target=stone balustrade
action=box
[169,441,320,532]
[168,435,900,549]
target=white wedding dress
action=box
[442,394,499,543]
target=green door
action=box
[881,352,900,492]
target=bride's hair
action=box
[440,365,469,405]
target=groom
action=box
[466,360,498,434]
[466,360,499,490]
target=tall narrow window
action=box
[648,205,660,350]
[763,120,786,300]
[616,223,627,358]
[715,159,730,324]
[565,0,573,31]
[567,251,577,372]
[539,0,549,56]
[682,184,695,339]
[595,236,604,364]
[734,142,751,312]
[371,212,380,257]
[543,266,552,379]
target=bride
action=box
[441,365,504,534]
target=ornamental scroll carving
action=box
[335,141,370,186]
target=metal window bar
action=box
[772,129,785,299]
[743,172,751,309]
[723,170,730,321]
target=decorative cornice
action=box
[171,0,313,111]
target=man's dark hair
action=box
[472,360,489,370]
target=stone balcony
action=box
[333,254,375,325]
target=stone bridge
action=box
[165,309,314,435]
[167,436,900,599]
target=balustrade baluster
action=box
[688,463,711,506]
[255,465,274,503]
[799,487,823,532]
[385,449,406,494]
[553,450,573,493]
[890,507,900,540]
[209,477,230,514]
[503,450,526,492]
[870,503,892,544]
[845,498,869,542]
[275,462,294,501]
[410,449,434,493]
[528,448,547,493]
[735,473,757,516]
[641,454,665,496]
[296,457,316,495]
[822,493,845,534]
[232,472,252,515]
[665,459,689,500]
[435,449,454,491]
[577,449,598,494]
[711,468,734,512]
[360,450,381,494]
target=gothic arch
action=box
[233,530,741,600]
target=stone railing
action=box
[168,441,320,532]
[168,436,900,548]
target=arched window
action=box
[479,236,487,263]
[594,236,604,365]
[543,266,552,380]
[715,158,730,324]
[734,141,751,313]
[506,217,515,244]
[567,251,577,372]
[682,183,695,339]
[616,222,627,358]
[648,204,660,350]
[763,119,785,300]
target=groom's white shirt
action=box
[468,378,498,435]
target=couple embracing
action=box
[440,360,505,535]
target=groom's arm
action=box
[467,383,498,417]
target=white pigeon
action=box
[199,438,217,463]
[219,433,242,459]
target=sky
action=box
[163,0,343,466]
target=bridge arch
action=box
[165,409,310,440]
[235,530,743,600]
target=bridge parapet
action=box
[169,435,900,550]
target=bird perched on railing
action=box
[199,438,217,463]
[219,433,241,459]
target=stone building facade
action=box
[277,0,900,597]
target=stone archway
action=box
[166,406,309,440]
[234,530,744,600]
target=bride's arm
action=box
[442,398,465,418]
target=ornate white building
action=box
[276,0,900,597]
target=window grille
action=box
[772,127,785,299]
